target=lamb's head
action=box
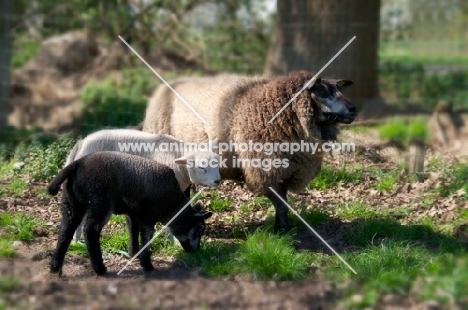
[306,77,357,124]
[174,139,221,187]
[170,201,212,252]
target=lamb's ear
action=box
[209,138,219,152]
[193,200,204,211]
[337,80,353,87]
[306,77,321,90]
[194,211,213,220]
[174,155,193,165]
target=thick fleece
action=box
[48,151,212,275]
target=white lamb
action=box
[65,129,221,241]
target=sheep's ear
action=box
[194,211,212,220]
[209,138,219,152]
[306,77,321,89]
[174,156,190,165]
[337,80,353,87]
[193,200,204,211]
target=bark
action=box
[0,0,13,136]
[265,0,381,108]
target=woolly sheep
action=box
[142,71,357,232]
[47,151,213,275]
[66,129,221,241]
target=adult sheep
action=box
[65,129,221,242]
[48,151,213,275]
[142,71,357,232]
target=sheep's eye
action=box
[199,167,206,172]
[318,90,327,96]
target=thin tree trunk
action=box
[265,0,381,110]
[0,0,13,137]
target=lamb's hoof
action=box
[94,265,107,276]
[143,265,155,273]
[50,265,60,274]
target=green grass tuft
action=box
[234,230,308,281]
[0,239,16,258]
[436,164,468,199]
[0,213,40,242]
[8,179,27,197]
[208,199,232,212]
[308,165,363,190]
[379,119,408,142]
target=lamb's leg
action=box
[83,212,111,275]
[126,215,140,256]
[164,185,191,244]
[139,222,155,272]
[266,184,290,233]
[50,202,86,274]
[73,213,87,242]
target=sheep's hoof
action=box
[94,265,107,276]
[143,265,155,273]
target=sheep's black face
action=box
[308,78,357,124]
[171,210,213,252]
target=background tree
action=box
[265,0,381,116]
[0,0,13,136]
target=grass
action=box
[308,165,363,190]
[436,164,468,199]
[379,119,408,142]
[234,230,308,281]
[179,230,309,281]
[207,199,232,212]
[375,171,399,193]
[379,40,468,65]
[0,239,15,258]
[8,179,27,197]
[0,213,40,243]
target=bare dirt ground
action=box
[2,131,466,309]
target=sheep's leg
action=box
[139,222,155,272]
[266,185,290,233]
[126,215,140,256]
[50,202,86,274]
[83,212,111,275]
[73,213,87,242]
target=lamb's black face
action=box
[170,210,212,253]
[308,78,357,124]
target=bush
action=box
[79,69,159,135]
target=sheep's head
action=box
[170,201,212,252]
[306,77,357,124]
[174,138,222,187]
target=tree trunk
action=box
[0,0,13,136]
[265,0,381,113]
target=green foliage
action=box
[177,241,239,277]
[208,199,232,212]
[13,135,77,182]
[79,69,157,134]
[308,165,363,190]
[0,240,15,258]
[0,277,18,293]
[408,118,427,141]
[8,179,27,197]
[234,230,308,281]
[417,256,468,306]
[379,119,408,142]
[0,213,40,242]
[379,60,468,109]
[436,164,468,199]
[11,40,40,68]
[375,171,399,193]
